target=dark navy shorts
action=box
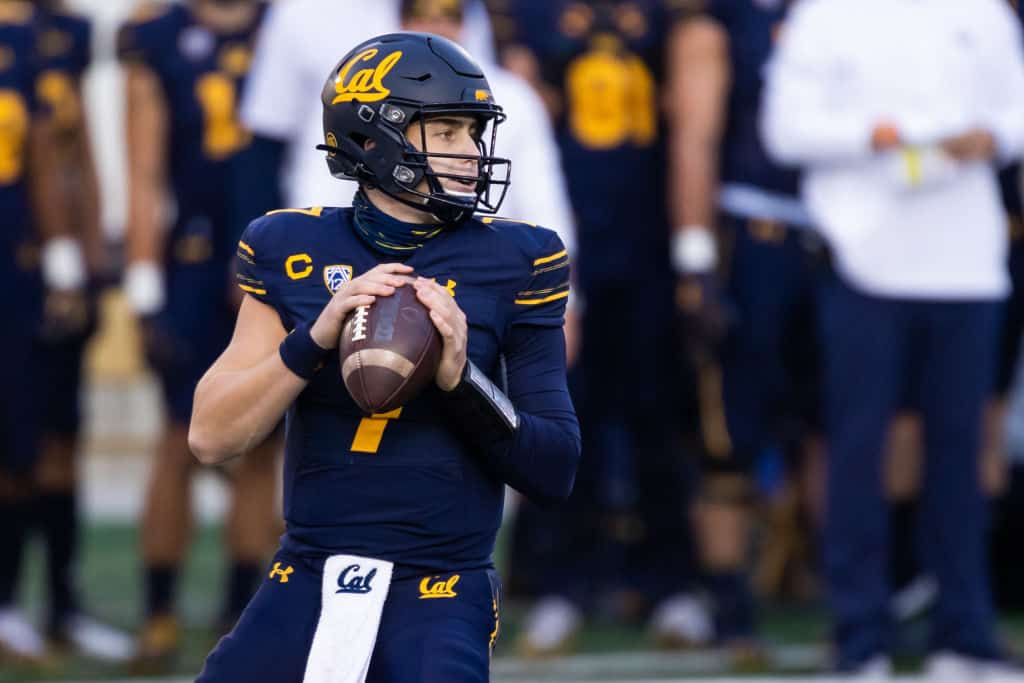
[197,550,502,683]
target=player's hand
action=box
[309,262,414,350]
[940,128,996,162]
[676,272,730,356]
[40,288,91,342]
[412,276,467,391]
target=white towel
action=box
[302,554,394,683]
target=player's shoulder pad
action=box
[479,216,568,271]
[0,2,34,26]
[116,2,180,62]
[239,206,332,259]
[37,11,92,67]
[478,217,570,320]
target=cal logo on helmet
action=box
[332,48,403,104]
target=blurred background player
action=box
[764,0,1024,674]
[0,0,84,664]
[116,0,279,667]
[29,0,135,662]
[671,0,818,651]
[398,0,578,353]
[237,0,495,215]
[491,0,710,654]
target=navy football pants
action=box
[718,215,820,470]
[818,274,1002,669]
[197,551,501,682]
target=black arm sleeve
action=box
[448,324,581,505]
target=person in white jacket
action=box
[762,0,1024,677]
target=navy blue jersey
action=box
[236,208,574,576]
[33,6,90,133]
[35,7,89,78]
[0,3,41,254]
[117,2,266,247]
[704,0,800,201]
[494,1,694,243]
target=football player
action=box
[0,0,82,664]
[671,0,817,650]
[116,0,279,666]
[189,32,580,681]
[28,0,136,661]
[490,0,710,653]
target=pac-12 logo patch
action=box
[336,564,377,594]
[324,264,353,293]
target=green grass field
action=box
[3,524,1023,682]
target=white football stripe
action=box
[341,349,416,382]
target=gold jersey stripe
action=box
[238,240,255,256]
[532,249,567,267]
[514,290,569,306]
[238,283,267,295]
[266,206,324,217]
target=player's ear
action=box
[363,139,377,151]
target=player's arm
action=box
[415,254,582,504]
[123,60,169,314]
[189,262,413,463]
[189,295,303,463]
[63,84,103,275]
[29,112,79,289]
[666,13,728,268]
[760,2,882,165]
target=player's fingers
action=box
[348,280,396,297]
[363,274,410,288]
[337,295,376,315]
[413,278,458,313]
[373,262,415,272]
[430,309,455,340]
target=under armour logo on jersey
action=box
[418,575,460,599]
[332,48,403,104]
[324,264,353,293]
[269,562,294,584]
[336,564,377,594]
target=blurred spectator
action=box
[671,0,817,652]
[0,0,87,664]
[493,0,709,655]
[116,0,280,667]
[763,0,1024,675]
[237,0,495,214]
[30,0,135,662]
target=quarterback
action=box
[189,32,581,681]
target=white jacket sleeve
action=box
[978,0,1024,164]
[240,4,307,141]
[760,1,874,167]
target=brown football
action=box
[338,283,442,414]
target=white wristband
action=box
[41,237,87,291]
[671,227,717,274]
[125,260,165,315]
